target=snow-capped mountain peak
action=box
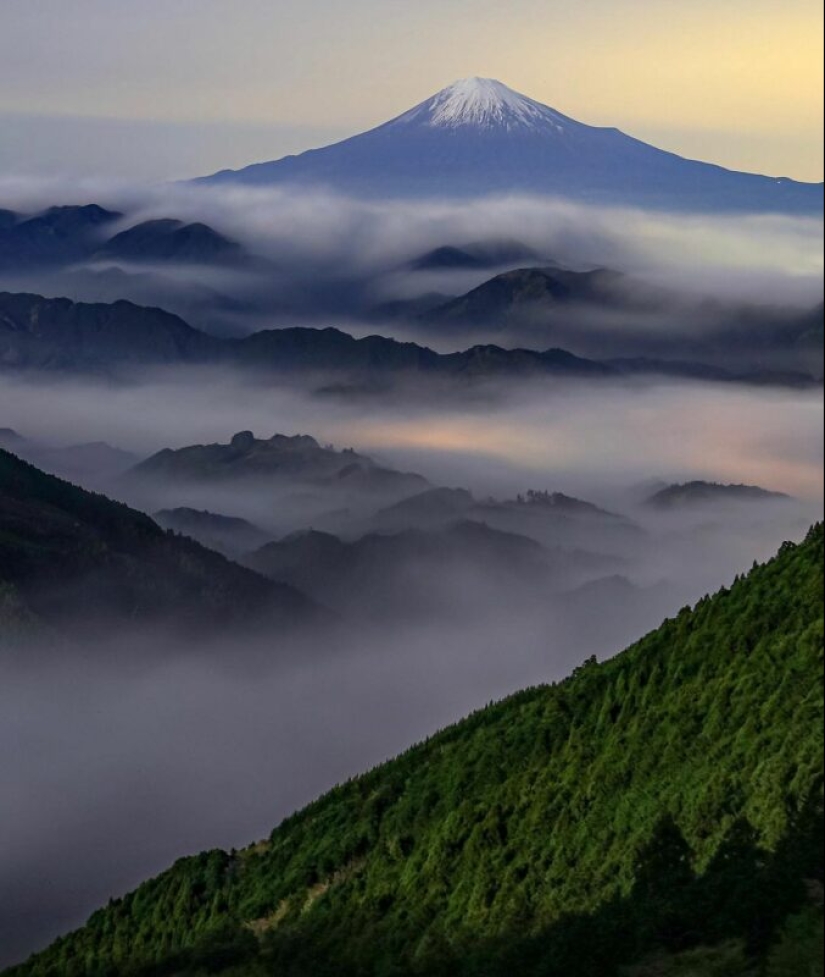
[196,77,823,215]
[397,78,569,133]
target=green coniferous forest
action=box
[6,525,823,977]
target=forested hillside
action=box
[6,525,823,976]
[0,449,316,636]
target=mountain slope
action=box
[245,520,553,618]
[196,78,823,214]
[95,219,243,265]
[0,449,316,636]
[0,205,122,268]
[8,524,822,975]
[424,266,631,327]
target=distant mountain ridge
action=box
[94,219,243,265]
[370,485,642,564]
[130,431,428,492]
[245,520,553,618]
[131,431,429,497]
[0,291,219,369]
[153,508,273,559]
[423,266,632,326]
[1,291,818,388]
[0,428,138,487]
[409,241,548,271]
[0,205,121,268]
[196,78,823,214]
[646,480,791,508]
[0,207,243,269]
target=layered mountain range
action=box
[1,291,819,387]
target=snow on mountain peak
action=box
[197,76,825,215]
[425,78,565,132]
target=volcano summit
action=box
[197,78,822,214]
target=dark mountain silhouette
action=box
[646,481,792,508]
[372,486,639,561]
[0,292,819,387]
[245,520,554,618]
[424,266,632,326]
[0,207,244,270]
[0,291,609,379]
[511,489,626,520]
[0,449,317,637]
[0,205,122,268]
[94,219,243,264]
[0,291,219,370]
[409,267,823,381]
[410,240,547,271]
[130,431,429,498]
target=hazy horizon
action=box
[0,0,822,182]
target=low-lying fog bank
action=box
[0,360,821,966]
[0,366,821,501]
[0,185,821,377]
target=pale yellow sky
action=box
[0,0,822,180]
